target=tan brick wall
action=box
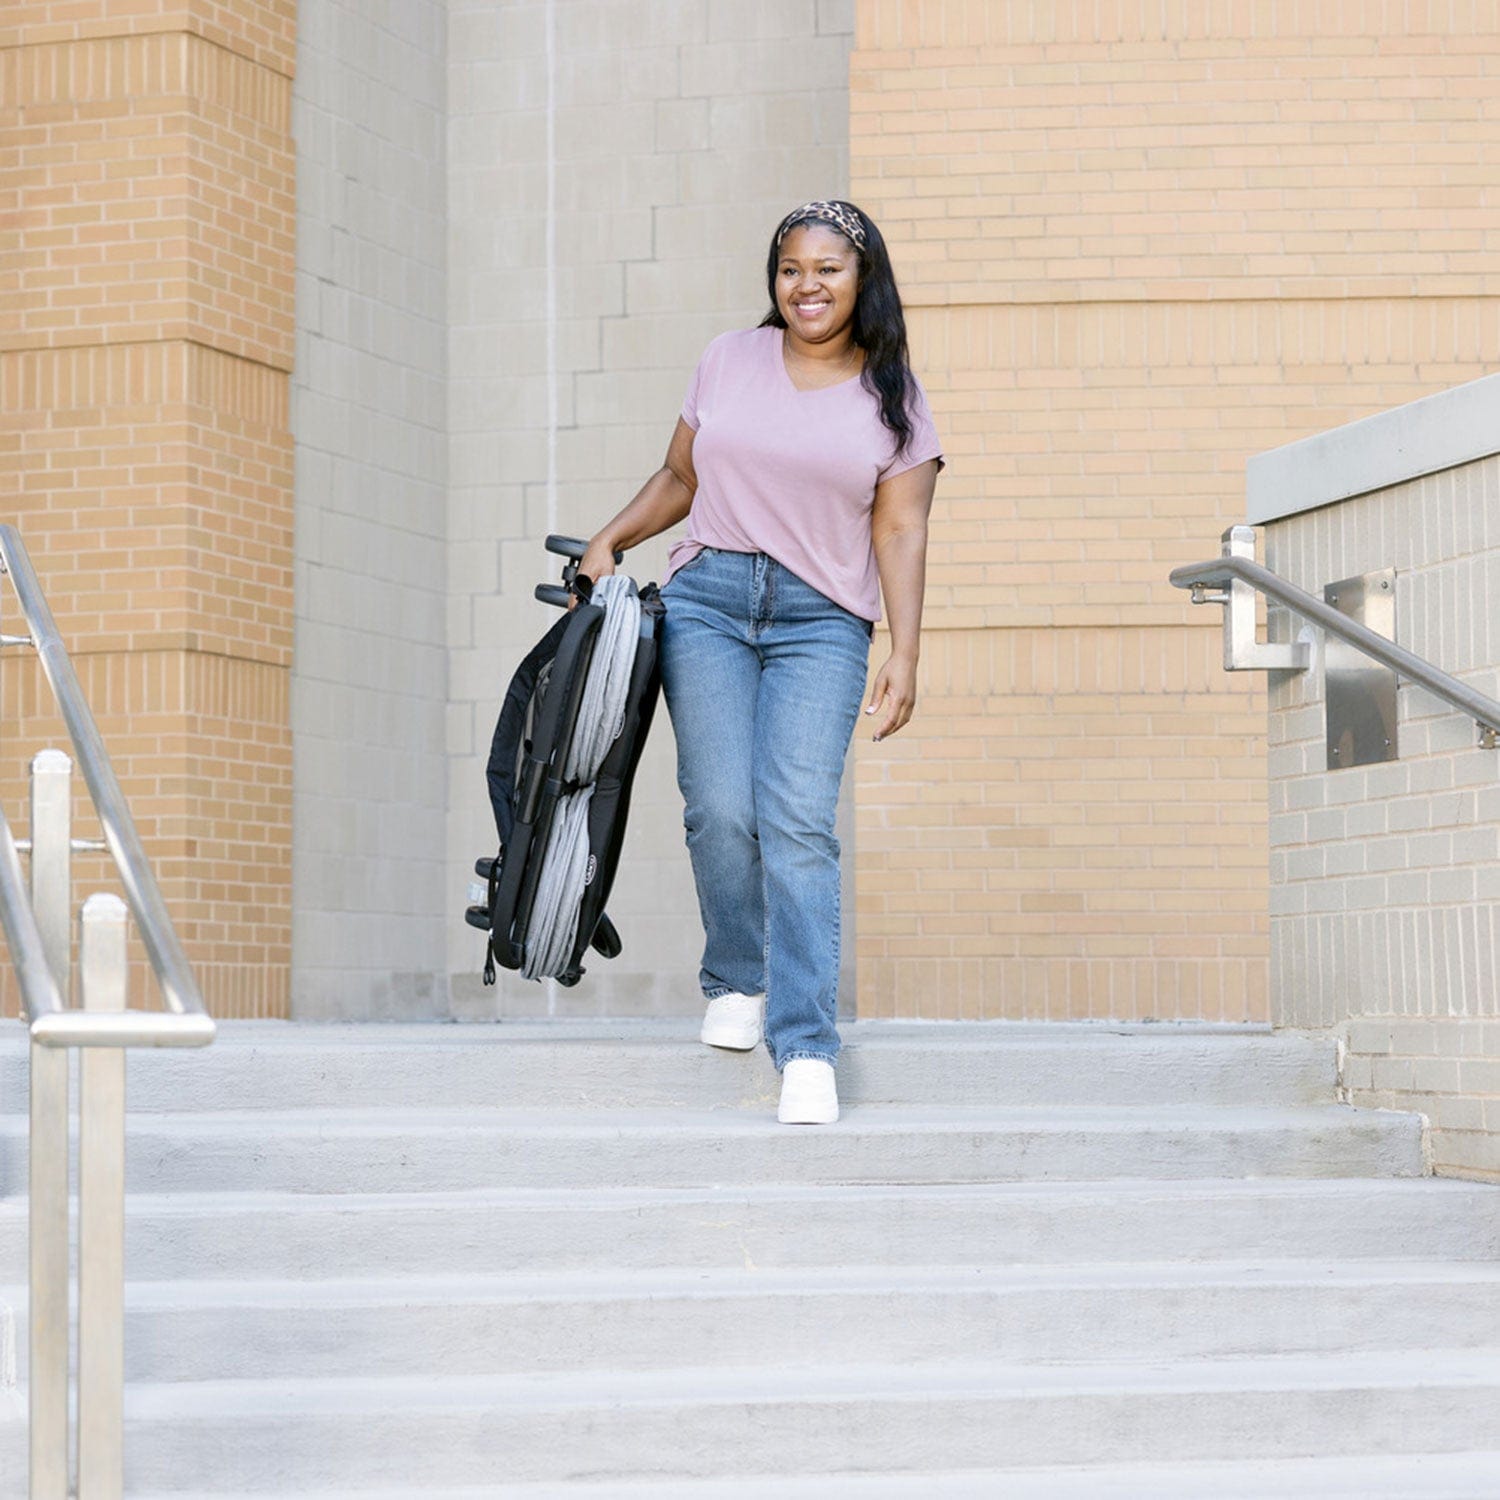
[0,2,295,76]
[2,1,294,1019]
[850,2,1500,1020]
[857,625,1268,1021]
[2,33,294,365]
[0,651,291,1018]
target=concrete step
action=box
[139,1452,1500,1499]
[7,1260,1500,1382]
[0,1102,1425,1196]
[3,1352,1498,1489]
[4,1177,1493,1280]
[0,1020,1337,1112]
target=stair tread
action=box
[137,1451,1500,1499]
[7,1349,1496,1419]
[3,1172,1485,1213]
[0,1102,1410,1132]
[9,1257,1500,1308]
[0,1018,1295,1047]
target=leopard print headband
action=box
[776,200,868,253]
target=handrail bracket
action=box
[1170,524,1500,764]
[1182,526,1311,673]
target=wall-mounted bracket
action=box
[1170,529,1500,754]
[1210,527,1311,672]
[1325,569,1398,769]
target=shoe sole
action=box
[699,1026,761,1051]
[777,1108,840,1125]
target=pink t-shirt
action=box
[665,326,943,622]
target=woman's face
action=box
[774,222,861,346]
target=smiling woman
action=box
[774,222,862,382]
[579,200,943,1125]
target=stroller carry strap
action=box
[520,574,643,981]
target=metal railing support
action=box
[1170,527,1500,749]
[0,528,217,1498]
[29,752,72,1001]
[1214,526,1311,672]
[27,753,71,1500]
[77,895,128,1500]
[27,1042,68,1500]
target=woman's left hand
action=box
[865,655,918,743]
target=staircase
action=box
[1,1020,1498,1496]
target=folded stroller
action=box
[466,534,665,987]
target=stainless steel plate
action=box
[1325,568,1398,770]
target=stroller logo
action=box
[584,855,597,886]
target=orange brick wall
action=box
[851,2,1500,1020]
[2,1,295,1018]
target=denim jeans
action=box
[659,547,871,1070]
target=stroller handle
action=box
[545,534,624,565]
[539,534,628,607]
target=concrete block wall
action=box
[848,1,1500,1021]
[1258,388,1500,1181]
[445,0,855,1015]
[291,2,450,1017]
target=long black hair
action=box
[759,201,918,458]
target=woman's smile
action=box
[775,223,860,349]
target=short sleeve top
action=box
[665,326,943,622]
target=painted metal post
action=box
[77,893,128,1500]
[28,752,71,1500]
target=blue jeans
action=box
[660,548,871,1070]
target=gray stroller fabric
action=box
[522,575,642,980]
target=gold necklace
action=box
[784,332,860,387]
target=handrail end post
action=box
[1221,523,1259,557]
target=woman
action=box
[580,200,942,1125]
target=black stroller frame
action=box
[466,535,665,988]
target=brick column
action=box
[2,4,295,1017]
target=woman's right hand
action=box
[576,535,619,600]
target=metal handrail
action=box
[1169,537,1500,748]
[0,524,214,1040]
[0,524,215,1500]
[0,805,67,1020]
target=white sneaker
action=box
[777,1058,839,1124]
[699,992,764,1050]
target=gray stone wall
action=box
[291,2,450,1017]
[445,0,855,1015]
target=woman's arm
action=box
[865,458,940,742]
[579,418,698,583]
